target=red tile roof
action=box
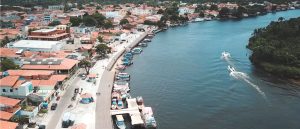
[0,111,14,121]
[31,80,57,87]
[0,120,18,129]
[21,58,79,70]
[0,96,21,107]
[49,75,67,82]
[7,70,54,77]
[0,76,19,87]
[0,48,19,58]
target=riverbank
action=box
[95,31,148,129]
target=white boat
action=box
[227,65,236,73]
[194,18,205,22]
[221,51,231,59]
[204,17,212,21]
[116,115,126,129]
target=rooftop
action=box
[7,70,54,77]
[0,120,18,129]
[21,58,79,70]
[0,111,14,121]
[0,96,21,107]
[12,40,62,49]
[0,76,19,87]
[0,48,19,58]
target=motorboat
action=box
[143,38,151,42]
[117,100,124,109]
[116,73,130,81]
[139,42,148,47]
[221,51,231,59]
[115,115,126,129]
[194,18,205,22]
[142,107,157,128]
[227,65,236,73]
[132,47,143,54]
[111,99,117,110]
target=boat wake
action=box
[229,70,267,99]
[221,51,234,66]
[222,52,267,100]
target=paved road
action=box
[46,70,82,129]
[95,69,115,129]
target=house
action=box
[21,58,79,75]
[6,70,54,80]
[178,7,195,15]
[0,76,34,98]
[48,5,64,10]
[0,120,18,129]
[0,96,21,121]
[131,5,155,16]
[28,27,70,41]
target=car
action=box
[81,75,87,80]
[38,125,46,129]
[51,103,58,110]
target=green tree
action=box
[103,20,113,29]
[219,7,230,18]
[157,9,164,14]
[78,59,92,74]
[83,16,97,27]
[0,58,19,71]
[92,12,106,27]
[96,44,111,58]
[210,4,218,11]
[70,17,82,26]
[120,19,129,26]
[97,36,103,43]
[199,11,205,18]
[48,21,61,26]
[1,36,10,47]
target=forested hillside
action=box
[247,17,300,79]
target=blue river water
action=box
[125,10,300,129]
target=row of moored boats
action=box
[113,34,157,129]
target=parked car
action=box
[51,103,58,110]
[38,125,46,129]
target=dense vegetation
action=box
[247,17,300,79]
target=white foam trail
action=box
[221,52,234,66]
[230,71,267,99]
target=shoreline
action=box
[95,31,148,129]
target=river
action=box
[124,10,300,129]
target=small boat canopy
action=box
[116,115,124,121]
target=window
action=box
[2,89,6,92]
[10,89,13,92]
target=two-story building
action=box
[0,76,34,99]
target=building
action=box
[0,96,21,121]
[11,40,63,52]
[0,76,34,98]
[0,120,18,129]
[28,27,70,41]
[48,5,64,10]
[21,58,79,75]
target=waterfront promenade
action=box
[95,32,148,129]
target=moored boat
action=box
[116,115,126,129]
[132,47,143,54]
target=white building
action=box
[11,40,63,52]
[131,6,155,16]
[0,76,34,98]
[48,5,64,10]
[178,7,195,15]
